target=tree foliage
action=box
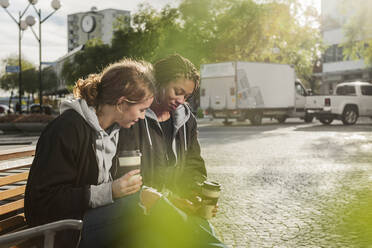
[342,0,372,65]
[0,55,36,92]
[62,0,322,88]
[61,39,113,86]
[0,55,58,94]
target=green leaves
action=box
[342,0,372,65]
[61,0,321,89]
[0,55,58,94]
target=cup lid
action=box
[118,150,141,157]
[202,181,221,191]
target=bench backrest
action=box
[0,146,35,235]
[0,146,84,248]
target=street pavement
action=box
[1,118,372,247]
[199,118,372,247]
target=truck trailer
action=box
[200,61,313,125]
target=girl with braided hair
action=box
[118,54,226,248]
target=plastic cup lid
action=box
[202,181,221,191]
[118,150,141,157]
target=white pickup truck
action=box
[305,82,372,125]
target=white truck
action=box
[199,61,313,125]
[305,81,372,125]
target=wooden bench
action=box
[0,146,35,236]
[0,146,83,247]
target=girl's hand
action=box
[140,187,162,211]
[212,204,219,217]
[112,169,142,199]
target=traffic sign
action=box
[5,65,20,73]
[41,61,56,65]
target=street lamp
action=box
[26,0,61,106]
[0,0,32,111]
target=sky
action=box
[0,0,321,68]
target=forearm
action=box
[89,182,114,208]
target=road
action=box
[200,118,372,247]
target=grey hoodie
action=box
[60,99,120,208]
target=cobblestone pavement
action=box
[198,118,372,247]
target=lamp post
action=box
[26,0,61,106]
[0,0,32,111]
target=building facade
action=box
[320,0,372,94]
[67,7,130,52]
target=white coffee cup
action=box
[200,181,221,219]
[118,150,141,182]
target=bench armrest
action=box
[0,219,83,248]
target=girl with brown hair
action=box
[25,59,155,248]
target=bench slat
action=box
[0,186,26,201]
[0,147,35,162]
[0,158,33,172]
[0,173,29,187]
[0,199,24,216]
[0,215,26,235]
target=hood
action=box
[60,99,107,133]
[145,103,191,130]
[144,103,192,161]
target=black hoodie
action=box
[118,104,207,198]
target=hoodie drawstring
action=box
[183,124,187,152]
[144,118,153,147]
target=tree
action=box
[0,55,36,92]
[63,0,322,88]
[41,67,59,94]
[342,0,372,65]
[61,39,113,86]
[177,0,322,86]
[112,4,181,62]
[1,55,58,95]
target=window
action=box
[323,46,335,63]
[323,45,346,63]
[361,86,372,96]
[295,83,305,96]
[336,85,356,96]
[336,46,343,61]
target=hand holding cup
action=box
[198,181,221,219]
[112,169,142,199]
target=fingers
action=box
[112,173,142,199]
[212,204,218,217]
[212,205,218,213]
[122,169,140,180]
[125,185,142,195]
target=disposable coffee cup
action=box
[118,150,141,183]
[200,181,221,219]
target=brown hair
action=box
[153,54,200,92]
[73,59,155,107]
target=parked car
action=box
[30,104,53,115]
[0,104,13,115]
[305,81,372,125]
